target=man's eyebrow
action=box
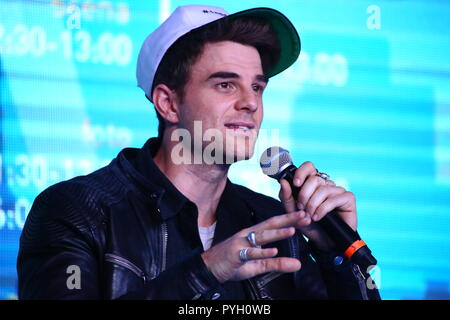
[256,74,269,84]
[206,71,269,83]
[206,72,240,81]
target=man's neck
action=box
[153,140,229,227]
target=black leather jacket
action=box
[17,139,380,300]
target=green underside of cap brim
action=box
[228,7,301,78]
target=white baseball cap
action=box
[136,5,300,100]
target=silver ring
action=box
[316,171,330,181]
[246,231,261,248]
[239,247,251,262]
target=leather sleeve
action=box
[118,251,223,300]
[17,185,102,299]
[308,240,382,300]
[17,184,223,300]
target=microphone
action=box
[260,146,377,270]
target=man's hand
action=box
[201,211,304,283]
[278,161,358,251]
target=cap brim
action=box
[226,7,301,78]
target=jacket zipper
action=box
[160,222,168,272]
[105,253,147,282]
[257,272,282,288]
[246,279,261,300]
[352,264,369,300]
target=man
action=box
[17,5,380,300]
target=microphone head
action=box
[259,146,293,179]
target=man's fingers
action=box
[296,175,327,209]
[312,191,357,230]
[304,185,346,218]
[279,179,292,201]
[241,247,278,261]
[279,179,297,212]
[238,256,302,280]
[254,257,301,274]
[292,161,317,187]
[252,227,296,246]
[252,210,305,233]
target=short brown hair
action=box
[151,17,281,140]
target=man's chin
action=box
[223,146,255,164]
[196,130,258,164]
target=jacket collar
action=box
[117,138,252,223]
[116,138,188,220]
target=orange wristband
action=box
[344,240,366,259]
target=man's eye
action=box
[217,82,231,89]
[252,84,264,92]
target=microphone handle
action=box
[279,165,377,269]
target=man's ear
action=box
[152,84,180,124]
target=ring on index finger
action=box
[246,231,261,248]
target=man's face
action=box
[176,40,267,163]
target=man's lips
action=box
[224,122,256,131]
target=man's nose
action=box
[235,88,259,112]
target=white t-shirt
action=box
[198,221,217,250]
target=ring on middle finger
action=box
[316,171,330,181]
[239,247,251,262]
[246,231,261,248]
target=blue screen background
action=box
[1,0,449,299]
